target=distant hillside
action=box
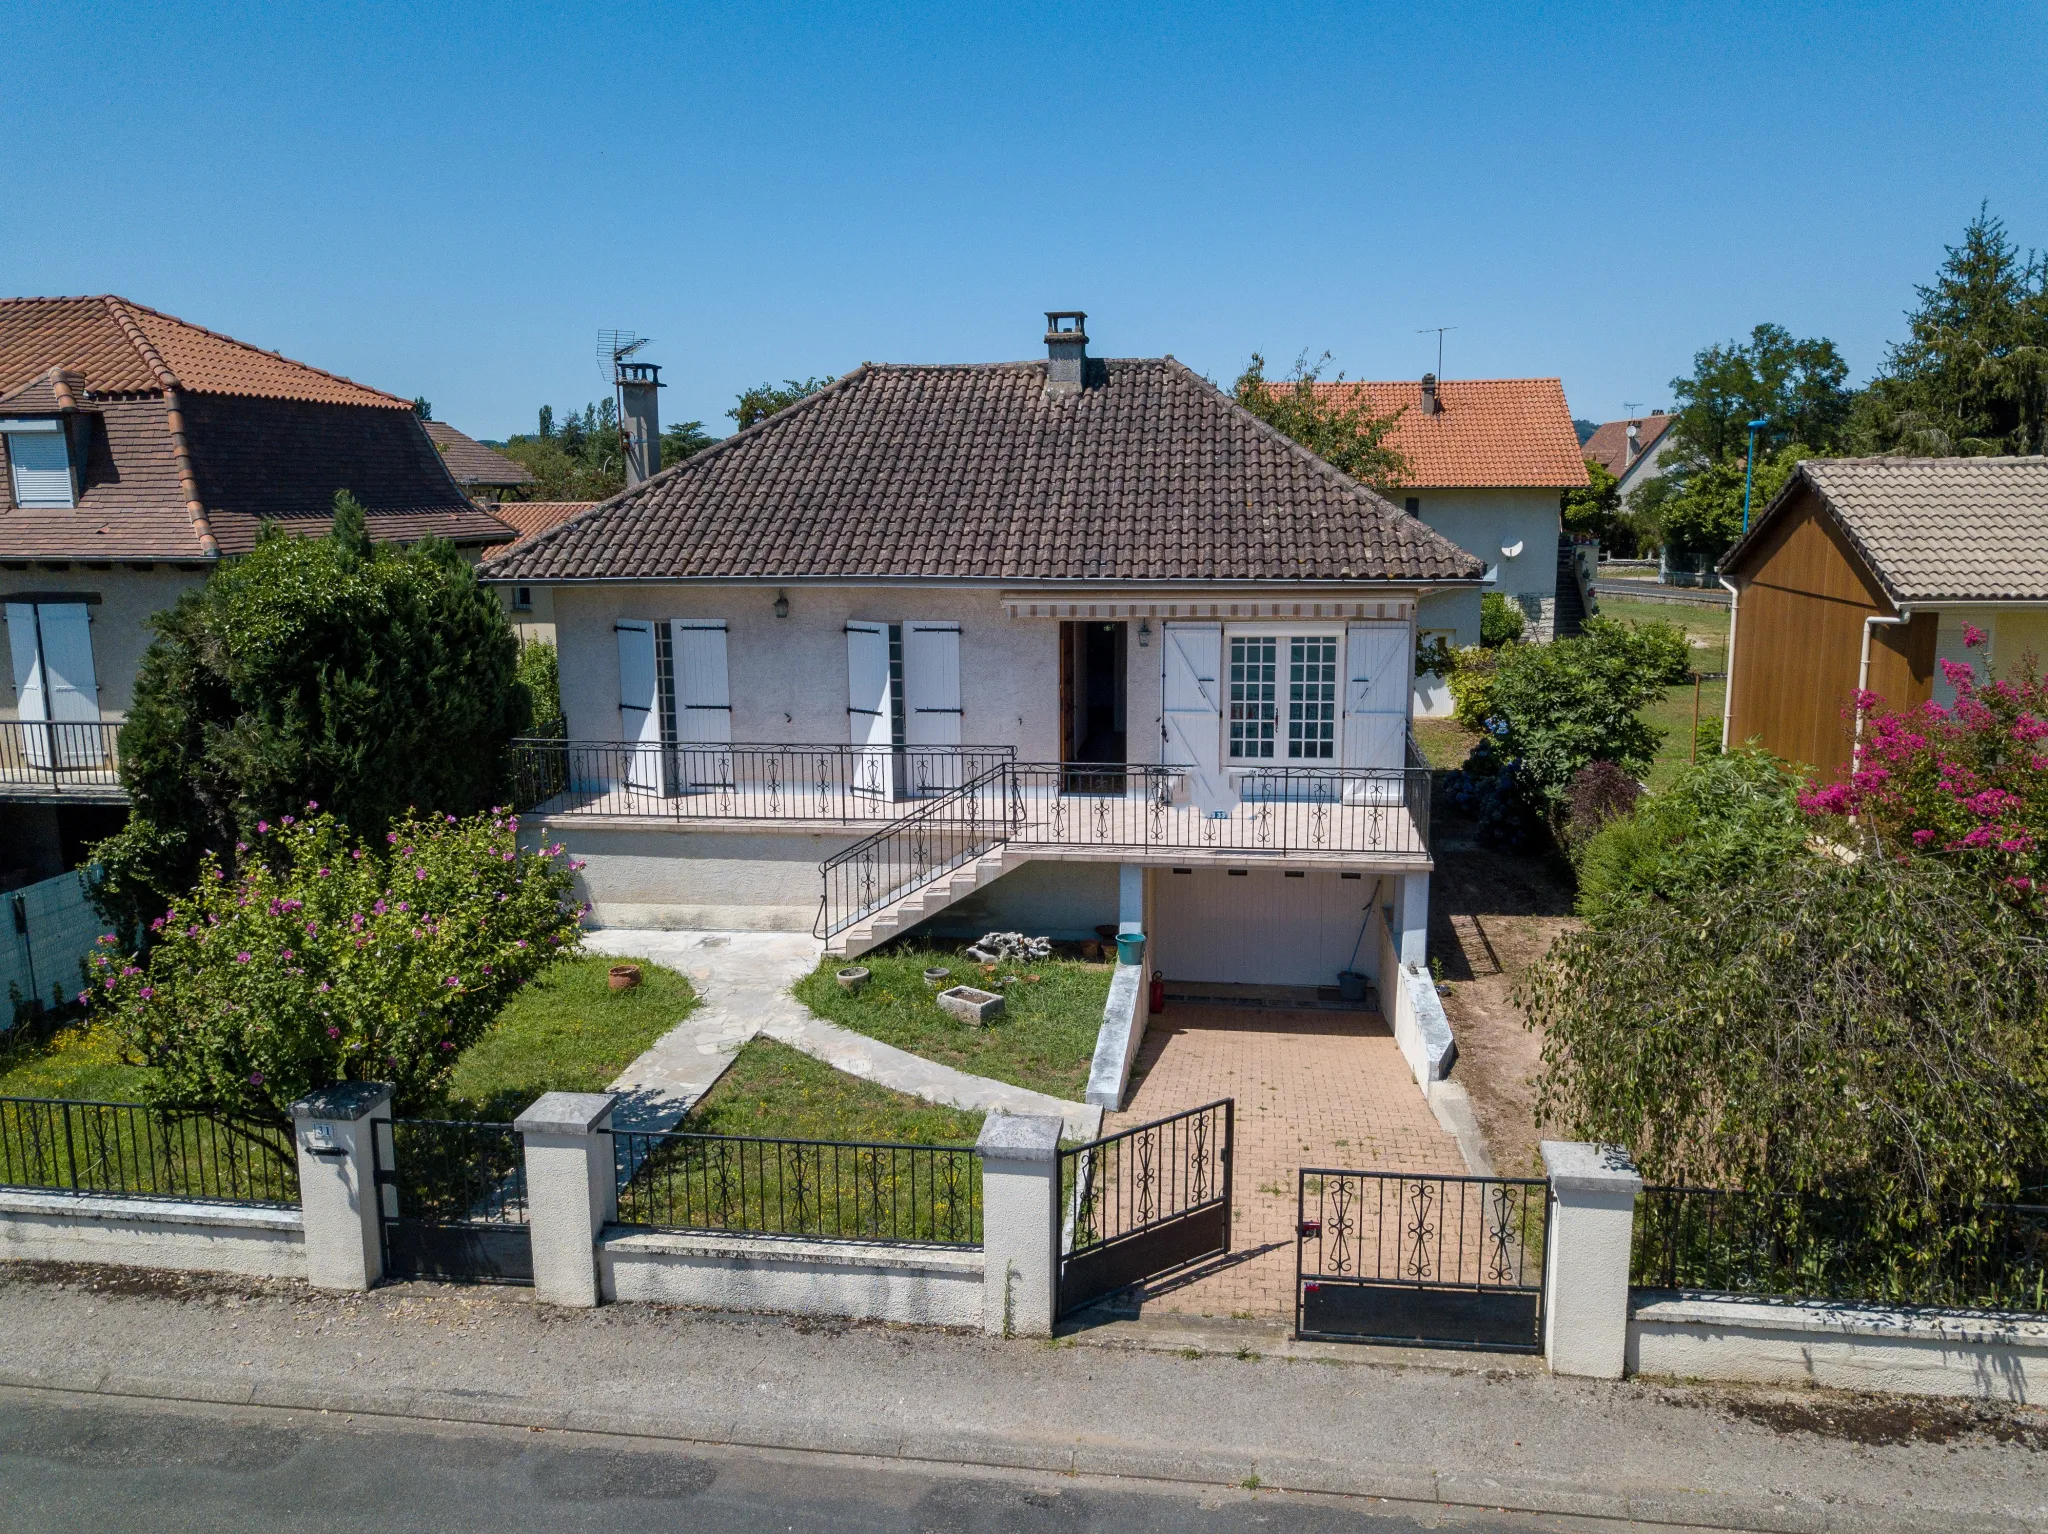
[1573,417,1599,445]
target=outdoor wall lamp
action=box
[773,589,789,619]
[1137,618,1151,647]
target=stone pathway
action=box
[1103,1003,1468,1321]
[586,930,1100,1139]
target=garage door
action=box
[1152,868,1379,988]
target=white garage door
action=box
[1152,868,1379,988]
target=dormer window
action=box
[1,419,74,508]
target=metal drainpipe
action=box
[1718,576,1741,750]
[1853,611,1911,775]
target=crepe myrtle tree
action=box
[85,807,585,1124]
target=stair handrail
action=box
[815,760,1017,938]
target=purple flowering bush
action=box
[87,806,583,1121]
[1799,625,2048,907]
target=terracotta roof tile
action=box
[1303,378,1589,490]
[424,420,535,487]
[484,360,1483,585]
[1581,412,1676,477]
[483,501,597,558]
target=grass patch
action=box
[438,952,697,1119]
[686,1035,983,1143]
[1600,597,1730,792]
[1412,715,1479,769]
[0,1021,156,1104]
[792,946,1111,1101]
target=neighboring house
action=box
[1721,456,2048,781]
[0,295,512,886]
[423,418,535,502]
[483,501,597,643]
[1304,375,1588,714]
[1581,408,1678,503]
[484,314,1486,992]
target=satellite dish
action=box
[1501,540,1525,559]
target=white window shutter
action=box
[36,605,98,724]
[1343,622,1409,780]
[5,603,45,722]
[6,431,74,509]
[903,623,961,747]
[671,621,731,745]
[1162,622,1228,812]
[846,621,892,796]
[616,619,660,792]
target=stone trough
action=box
[936,985,1004,1027]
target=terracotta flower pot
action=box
[608,964,642,992]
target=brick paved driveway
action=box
[1102,1003,1469,1320]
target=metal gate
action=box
[1295,1169,1547,1352]
[373,1118,533,1285]
[1056,1099,1232,1318]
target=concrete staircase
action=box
[823,848,1028,959]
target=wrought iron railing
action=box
[816,762,1013,935]
[510,740,1015,820]
[382,1118,529,1226]
[613,1128,982,1246]
[0,719,126,795]
[1059,1098,1232,1259]
[0,1095,299,1206]
[1633,1185,2048,1313]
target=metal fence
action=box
[614,1128,982,1246]
[0,1095,299,1206]
[817,763,1012,935]
[4,869,107,1024]
[0,720,126,794]
[1056,1099,1232,1315]
[511,740,1015,821]
[1633,1185,2048,1313]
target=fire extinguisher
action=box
[1149,970,1166,1015]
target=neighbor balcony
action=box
[0,720,129,803]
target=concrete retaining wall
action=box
[599,1227,984,1327]
[1376,903,1454,1090]
[1629,1292,2048,1404]
[0,1188,306,1278]
[1083,963,1146,1111]
[527,821,865,932]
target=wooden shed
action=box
[1720,456,2048,781]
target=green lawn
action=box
[1411,716,1479,770]
[0,1021,155,1103]
[1598,597,1730,791]
[438,953,697,1119]
[791,946,1111,1101]
[684,1035,984,1144]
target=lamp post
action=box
[1740,417,1769,535]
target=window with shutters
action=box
[1286,636,1337,759]
[1229,633,1338,760]
[3,422,74,509]
[1228,636,1277,758]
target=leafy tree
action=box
[515,640,565,740]
[1853,206,2048,456]
[1232,353,1409,492]
[1479,591,1525,647]
[1574,747,1807,920]
[497,400,629,501]
[1560,457,1620,542]
[1653,441,1806,561]
[412,397,432,420]
[1666,323,1852,463]
[731,377,835,431]
[86,809,582,1123]
[661,419,717,464]
[91,496,529,930]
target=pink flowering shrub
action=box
[1800,637,2048,906]
[88,807,583,1120]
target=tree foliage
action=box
[497,400,717,501]
[1666,322,1852,463]
[1853,206,2048,457]
[92,498,529,930]
[86,810,582,1122]
[731,377,835,431]
[1232,353,1409,492]
[1479,591,1525,647]
[1560,456,1620,541]
[1652,441,1806,560]
[516,640,565,740]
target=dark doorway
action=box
[1061,621,1127,764]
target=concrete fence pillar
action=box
[1541,1140,1642,1379]
[516,1091,619,1308]
[1398,871,1430,969]
[289,1082,393,1291]
[977,1112,1063,1338]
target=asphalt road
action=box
[0,1392,1609,1534]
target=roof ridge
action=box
[102,296,219,558]
[105,296,411,409]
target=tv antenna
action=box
[1621,399,1646,416]
[597,330,650,388]
[1416,325,1457,378]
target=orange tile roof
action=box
[0,296,407,408]
[482,501,597,558]
[1582,411,1676,477]
[1302,378,1589,490]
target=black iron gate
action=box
[1056,1099,1232,1318]
[1295,1169,1547,1351]
[373,1117,533,1285]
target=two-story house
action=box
[483,315,1487,995]
[0,295,511,886]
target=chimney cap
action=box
[615,360,663,387]
[1419,372,1440,415]
[1044,311,1088,344]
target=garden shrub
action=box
[1574,748,1806,919]
[1560,761,1640,858]
[85,808,583,1122]
[1479,591,1525,647]
[516,639,566,740]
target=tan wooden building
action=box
[1720,456,2048,781]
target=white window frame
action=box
[1222,622,1345,764]
[2,418,74,510]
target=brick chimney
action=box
[1044,312,1088,396]
[1420,372,1440,415]
[617,360,663,487]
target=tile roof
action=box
[1726,456,2048,604]
[483,501,597,558]
[1300,378,1590,490]
[0,296,405,407]
[0,297,510,559]
[483,359,1484,585]
[423,420,535,487]
[1581,412,1676,478]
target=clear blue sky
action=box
[7,2,2044,441]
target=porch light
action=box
[773,589,789,619]
[1137,618,1151,647]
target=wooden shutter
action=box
[671,621,731,745]
[4,428,74,509]
[846,620,892,796]
[1343,623,1409,795]
[36,605,97,724]
[903,621,963,790]
[616,619,661,792]
[5,603,45,722]
[1162,622,1228,812]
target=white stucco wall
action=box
[0,1188,306,1278]
[600,1227,985,1327]
[526,821,866,931]
[0,565,211,720]
[1406,488,1561,638]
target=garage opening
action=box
[1153,867,1381,989]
